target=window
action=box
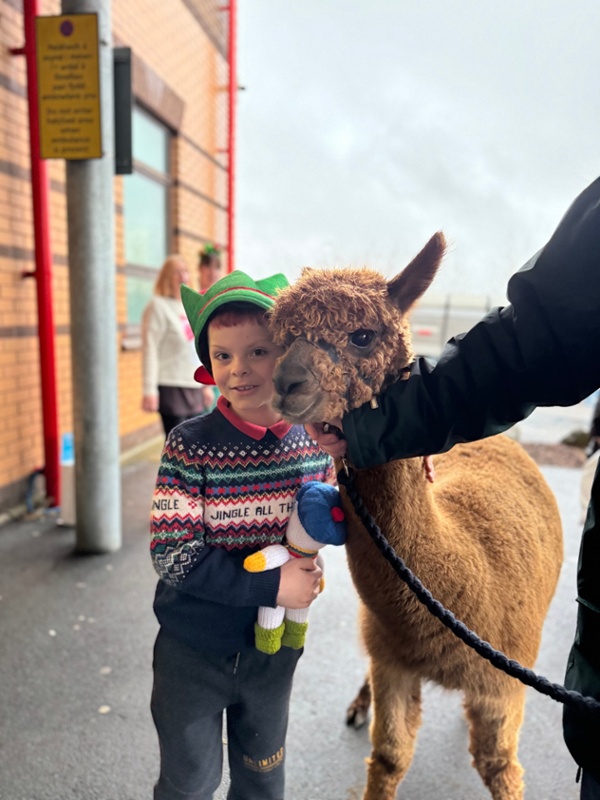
[123,106,171,325]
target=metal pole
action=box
[226,0,237,273]
[12,0,61,508]
[62,0,121,552]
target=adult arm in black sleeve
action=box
[342,177,600,782]
[344,177,600,469]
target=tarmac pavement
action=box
[0,402,594,800]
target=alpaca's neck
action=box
[338,455,468,630]
[345,456,438,523]
[340,456,449,575]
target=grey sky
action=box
[236,1,600,303]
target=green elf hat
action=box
[181,270,289,384]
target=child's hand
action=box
[277,557,323,609]
[305,421,348,459]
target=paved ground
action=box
[512,397,596,446]
[0,402,595,800]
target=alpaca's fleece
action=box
[270,267,414,414]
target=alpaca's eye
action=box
[350,329,375,348]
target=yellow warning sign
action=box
[36,14,102,160]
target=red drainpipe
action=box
[11,0,61,507]
[225,0,237,273]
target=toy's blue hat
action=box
[295,482,346,546]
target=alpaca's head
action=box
[270,232,446,424]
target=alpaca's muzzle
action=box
[272,339,334,423]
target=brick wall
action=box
[0,0,229,511]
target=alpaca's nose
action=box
[273,362,309,398]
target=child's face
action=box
[208,319,284,426]
[199,262,223,291]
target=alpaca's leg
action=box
[464,687,525,800]
[346,673,371,729]
[362,663,422,800]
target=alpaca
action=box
[268,233,563,800]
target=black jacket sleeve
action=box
[344,176,600,469]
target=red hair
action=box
[199,301,270,373]
[209,304,267,330]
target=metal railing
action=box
[409,292,502,357]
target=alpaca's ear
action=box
[387,232,446,313]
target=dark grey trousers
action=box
[151,629,302,800]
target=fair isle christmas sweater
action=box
[150,396,336,655]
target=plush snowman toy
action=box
[243,481,347,654]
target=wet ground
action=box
[0,397,596,799]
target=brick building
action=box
[0,0,232,513]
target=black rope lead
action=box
[337,465,600,716]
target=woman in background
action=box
[141,255,212,435]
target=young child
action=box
[197,244,224,412]
[149,270,336,800]
[198,243,223,291]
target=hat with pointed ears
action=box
[181,270,289,384]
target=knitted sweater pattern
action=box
[150,399,335,653]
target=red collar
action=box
[217,396,292,440]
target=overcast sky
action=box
[235,0,600,303]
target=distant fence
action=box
[409,292,501,357]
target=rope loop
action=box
[337,465,600,716]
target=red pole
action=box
[11,0,61,506]
[226,0,237,273]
